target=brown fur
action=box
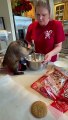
[2,40,32,74]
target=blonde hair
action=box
[35,0,50,14]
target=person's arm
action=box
[44,42,62,62]
[45,21,65,63]
[25,23,33,43]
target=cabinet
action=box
[54,3,65,20]
[64,2,68,20]
[55,2,68,20]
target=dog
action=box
[2,40,33,75]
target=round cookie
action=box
[31,101,47,118]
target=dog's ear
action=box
[16,39,27,47]
[16,40,23,45]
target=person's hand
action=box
[44,52,52,63]
[28,44,32,49]
[28,43,35,51]
[27,43,35,54]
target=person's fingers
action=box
[45,55,49,62]
[28,44,31,49]
[44,56,51,63]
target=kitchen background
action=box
[0,0,68,54]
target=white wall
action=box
[0,0,16,44]
[54,0,62,4]
[0,0,16,52]
[49,0,55,19]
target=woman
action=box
[26,0,65,62]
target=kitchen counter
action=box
[0,66,52,102]
[0,57,68,120]
[0,66,68,114]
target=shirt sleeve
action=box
[54,21,65,44]
[25,23,33,43]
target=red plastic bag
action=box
[31,68,68,101]
[51,100,68,113]
[58,80,68,103]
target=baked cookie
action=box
[31,101,47,118]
